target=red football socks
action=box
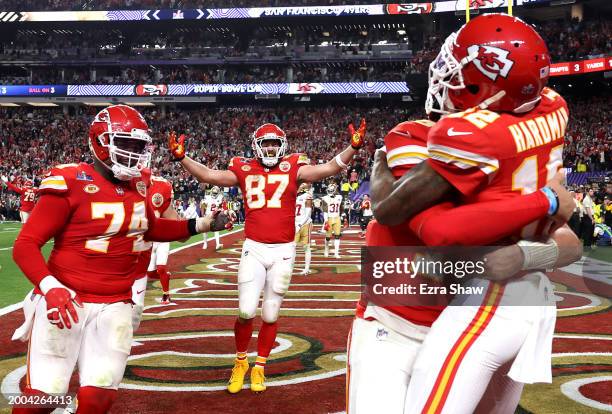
[234,318,254,356]
[256,321,278,366]
[157,265,170,293]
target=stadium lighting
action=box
[83,102,113,106]
[127,102,155,106]
[397,30,406,35]
[27,102,58,107]
[0,103,19,107]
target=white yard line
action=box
[0,227,244,316]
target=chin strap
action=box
[478,90,507,110]
[111,163,141,181]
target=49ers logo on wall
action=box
[467,45,515,81]
[135,84,168,96]
[385,3,434,14]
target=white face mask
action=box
[425,32,477,116]
[253,137,287,167]
[96,129,152,181]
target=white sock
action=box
[334,239,340,255]
[304,246,311,271]
[215,231,220,246]
[324,239,329,255]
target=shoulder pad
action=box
[39,164,78,195]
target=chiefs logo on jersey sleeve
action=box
[152,193,164,208]
[467,45,515,81]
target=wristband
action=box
[517,239,559,270]
[187,218,198,235]
[335,154,348,169]
[540,187,559,216]
[39,275,76,297]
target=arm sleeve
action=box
[145,217,192,241]
[12,194,71,286]
[5,181,23,194]
[426,119,498,196]
[409,191,551,246]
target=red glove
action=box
[324,221,330,231]
[210,210,235,232]
[348,119,366,149]
[168,131,186,161]
[44,286,83,330]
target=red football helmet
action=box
[252,123,287,167]
[426,13,550,115]
[89,105,152,181]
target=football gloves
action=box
[45,287,83,330]
[348,118,366,149]
[209,210,235,232]
[168,131,187,161]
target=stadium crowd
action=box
[1,17,609,86]
[0,104,405,220]
[1,97,610,243]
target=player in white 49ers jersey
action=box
[169,119,367,394]
[322,183,343,258]
[201,186,225,250]
[294,183,313,275]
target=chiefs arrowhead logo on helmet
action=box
[468,45,515,81]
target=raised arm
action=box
[297,119,366,183]
[168,131,239,187]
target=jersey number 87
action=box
[245,174,289,209]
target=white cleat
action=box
[300,269,310,275]
[334,253,341,259]
[216,243,224,250]
[202,243,208,250]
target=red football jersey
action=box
[360,119,443,327]
[36,163,150,302]
[6,181,38,212]
[427,87,568,239]
[135,175,174,276]
[229,153,309,243]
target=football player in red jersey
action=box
[348,118,580,414]
[169,120,366,393]
[131,174,181,332]
[1,177,39,223]
[366,14,582,414]
[11,105,227,414]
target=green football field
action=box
[0,221,236,309]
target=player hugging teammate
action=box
[348,13,582,414]
[169,119,366,393]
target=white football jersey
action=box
[323,194,343,218]
[295,192,313,225]
[204,194,224,215]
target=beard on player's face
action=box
[261,139,281,157]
